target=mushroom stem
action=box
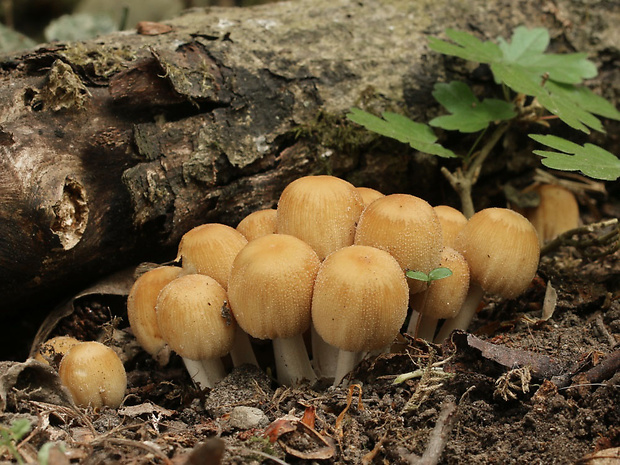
[182,357,226,390]
[434,283,484,343]
[333,350,363,386]
[416,316,440,342]
[273,335,317,386]
[229,326,259,367]
[311,325,340,378]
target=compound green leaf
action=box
[428,29,502,63]
[429,81,516,133]
[530,134,620,181]
[346,108,456,158]
[544,81,620,121]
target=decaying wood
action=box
[0,0,618,321]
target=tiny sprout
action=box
[406,267,453,283]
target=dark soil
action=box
[1,222,619,465]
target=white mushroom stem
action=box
[311,325,340,378]
[273,335,317,386]
[333,350,365,386]
[229,326,259,367]
[434,283,484,343]
[182,357,226,390]
[416,316,440,342]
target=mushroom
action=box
[176,223,248,289]
[228,233,320,386]
[276,175,364,260]
[435,208,540,342]
[156,274,236,389]
[354,194,443,295]
[407,247,470,341]
[519,184,580,244]
[236,208,277,241]
[311,245,409,385]
[58,341,127,408]
[434,205,468,248]
[127,265,182,365]
[35,335,80,368]
[355,186,385,208]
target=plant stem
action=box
[441,122,510,218]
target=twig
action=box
[403,399,458,465]
[540,218,619,256]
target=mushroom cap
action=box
[410,247,470,320]
[156,274,235,360]
[176,223,248,289]
[312,245,409,353]
[276,175,364,260]
[58,341,127,408]
[354,194,443,295]
[236,208,277,241]
[521,184,580,244]
[228,234,321,340]
[127,266,182,359]
[434,205,468,249]
[355,186,385,208]
[454,208,540,299]
[35,336,81,367]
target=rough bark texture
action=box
[0,0,618,321]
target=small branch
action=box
[540,218,619,256]
[403,399,458,465]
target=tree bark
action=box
[0,0,618,318]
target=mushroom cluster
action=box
[118,174,542,388]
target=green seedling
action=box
[0,418,30,465]
[406,267,453,283]
[348,26,620,218]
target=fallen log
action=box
[0,0,618,352]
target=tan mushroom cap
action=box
[410,247,470,320]
[454,208,540,299]
[35,336,81,367]
[355,186,385,208]
[228,234,321,340]
[236,208,277,241]
[312,245,409,353]
[59,341,127,408]
[277,175,364,260]
[434,205,468,249]
[156,274,235,361]
[354,194,443,295]
[176,223,248,289]
[127,266,182,359]
[521,184,580,244]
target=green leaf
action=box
[9,419,31,442]
[431,27,602,133]
[406,270,430,282]
[428,267,453,281]
[544,81,620,121]
[429,81,516,133]
[346,108,457,158]
[530,134,620,181]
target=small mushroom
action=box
[58,341,127,408]
[236,208,277,241]
[434,205,468,248]
[176,223,248,289]
[311,245,409,385]
[276,175,364,260]
[354,194,443,295]
[35,335,81,368]
[127,265,182,365]
[519,184,580,244]
[435,208,540,342]
[355,186,385,208]
[407,247,470,341]
[156,274,236,389]
[228,234,320,386]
